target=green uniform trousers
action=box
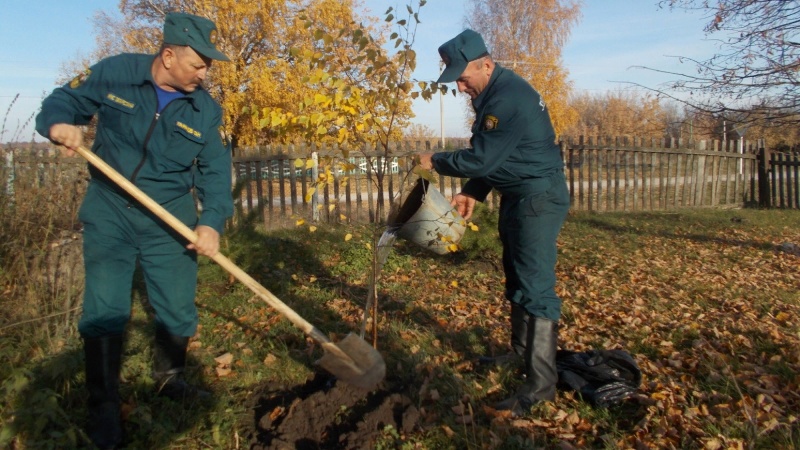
[499,170,570,322]
[78,182,199,338]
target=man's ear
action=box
[162,47,176,69]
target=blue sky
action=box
[1,1,717,143]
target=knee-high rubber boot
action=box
[152,326,209,401]
[494,316,558,417]
[84,335,123,449]
[479,302,529,366]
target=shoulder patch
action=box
[69,69,92,89]
[482,114,498,131]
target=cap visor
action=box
[436,63,465,83]
[194,46,230,62]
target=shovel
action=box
[74,146,385,390]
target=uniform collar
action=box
[471,64,504,110]
[140,54,201,110]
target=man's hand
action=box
[188,225,221,257]
[452,192,477,221]
[49,124,84,156]
[415,153,434,170]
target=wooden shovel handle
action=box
[74,146,332,345]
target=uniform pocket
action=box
[525,173,570,216]
[98,93,138,135]
[158,121,206,171]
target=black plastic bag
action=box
[555,349,642,408]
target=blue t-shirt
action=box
[154,84,185,113]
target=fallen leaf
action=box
[215,352,234,366]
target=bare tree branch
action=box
[643,0,800,130]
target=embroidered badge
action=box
[69,69,92,89]
[483,114,498,131]
[106,93,135,109]
[209,29,217,44]
[176,121,202,138]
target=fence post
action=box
[311,151,320,221]
[757,145,771,207]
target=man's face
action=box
[164,46,212,93]
[456,58,492,99]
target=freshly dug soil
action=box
[249,373,420,449]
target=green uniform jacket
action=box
[431,65,564,201]
[35,53,233,233]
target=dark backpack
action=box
[555,349,642,408]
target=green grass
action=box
[2,202,799,448]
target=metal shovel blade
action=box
[316,333,386,390]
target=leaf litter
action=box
[247,211,799,448]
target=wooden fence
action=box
[561,136,760,212]
[228,137,777,228]
[763,148,800,209]
[3,137,798,230]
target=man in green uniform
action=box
[36,12,233,449]
[417,29,570,417]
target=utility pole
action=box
[723,120,727,147]
[439,60,445,149]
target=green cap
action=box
[436,29,488,83]
[163,12,230,61]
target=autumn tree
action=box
[256,2,444,221]
[467,0,582,135]
[85,0,394,148]
[403,123,437,142]
[257,3,414,148]
[649,1,800,131]
[564,90,673,140]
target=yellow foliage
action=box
[304,187,317,203]
[97,0,428,149]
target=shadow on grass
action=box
[6,318,217,449]
[580,212,779,252]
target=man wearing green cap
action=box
[36,12,232,449]
[417,29,570,417]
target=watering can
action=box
[389,178,466,255]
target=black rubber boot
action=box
[494,316,558,417]
[152,326,209,401]
[479,302,529,367]
[84,335,124,450]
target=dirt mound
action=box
[249,373,420,449]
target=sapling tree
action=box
[253,1,462,344]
